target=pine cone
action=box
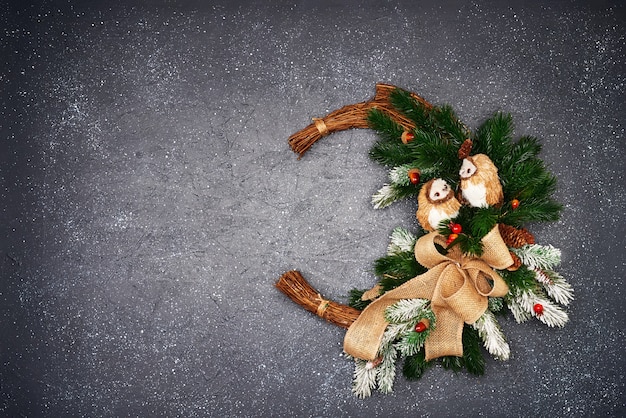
[507,251,522,271]
[498,224,535,248]
[458,138,473,160]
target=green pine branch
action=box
[499,265,539,293]
[501,135,542,169]
[429,104,468,144]
[348,288,372,311]
[388,88,468,144]
[472,112,514,165]
[389,88,431,128]
[440,355,464,372]
[499,198,562,225]
[367,108,405,143]
[462,325,486,376]
[369,137,414,167]
[402,350,431,380]
[374,251,425,283]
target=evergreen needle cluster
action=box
[369,88,562,235]
[346,88,573,396]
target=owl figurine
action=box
[417,178,461,231]
[459,154,504,207]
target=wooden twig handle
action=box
[275,270,361,329]
[288,83,433,159]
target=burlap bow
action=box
[344,225,513,361]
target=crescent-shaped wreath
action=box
[276,84,573,398]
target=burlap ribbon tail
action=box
[344,225,513,361]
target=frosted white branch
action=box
[387,227,417,255]
[515,289,569,327]
[512,244,561,270]
[472,310,510,361]
[385,298,429,323]
[375,346,397,394]
[389,166,411,186]
[380,323,405,347]
[352,359,377,398]
[534,268,575,306]
[372,185,398,209]
[506,294,531,323]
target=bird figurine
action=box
[417,178,461,231]
[459,154,504,207]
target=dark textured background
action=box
[1,0,624,416]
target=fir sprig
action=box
[348,288,371,311]
[501,135,542,168]
[388,88,431,128]
[402,350,431,380]
[499,266,538,293]
[405,130,462,187]
[374,251,426,288]
[440,355,464,373]
[472,310,510,360]
[367,108,405,143]
[472,112,514,165]
[462,326,486,376]
[386,227,419,255]
[369,137,414,167]
[500,197,562,225]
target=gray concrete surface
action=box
[1,0,624,416]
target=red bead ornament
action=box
[414,321,427,333]
[446,233,458,245]
[401,131,415,144]
[511,199,520,210]
[407,168,421,185]
[533,303,544,315]
[451,223,462,234]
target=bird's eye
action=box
[435,192,440,197]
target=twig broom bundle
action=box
[288,83,433,158]
[275,270,361,329]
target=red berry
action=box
[446,234,457,246]
[451,223,462,234]
[408,168,421,185]
[401,131,415,144]
[511,199,520,210]
[415,322,427,333]
[533,303,544,315]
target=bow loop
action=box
[344,225,513,361]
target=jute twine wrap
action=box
[312,118,329,137]
[343,225,513,361]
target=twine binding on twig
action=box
[312,118,329,137]
[316,294,330,317]
[287,83,433,159]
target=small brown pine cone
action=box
[507,251,522,271]
[520,228,535,245]
[458,139,473,160]
[499,224,535,248]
